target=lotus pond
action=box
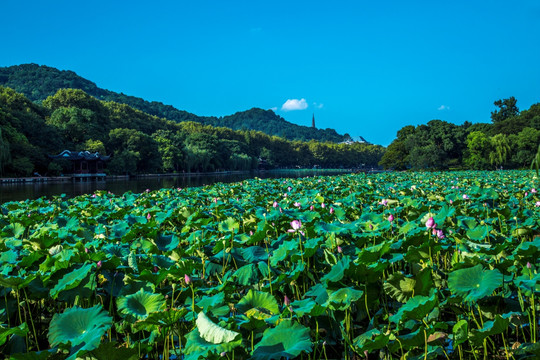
[1,171,540,359]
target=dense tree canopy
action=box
[0,86,384,176]
[0,64,349,143]
[381,97,540,170]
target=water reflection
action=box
[0,170,350,203]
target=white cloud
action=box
[270,107,278,112]
[313,102,324,109]
[438,105,450,111]
[281,98,308,111]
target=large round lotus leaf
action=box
[251,320,312,360]
[184,328,243,360]
[196,312,240,344]
[48,305,112,352]
[389,291,438,324]
[117,289,166,321]
[448,264,503,302]
[236,289,280,315]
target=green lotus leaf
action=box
[197,292,225,312]
[290,298,326,317]
[321,256,350,283]
[234,263,259,285]
[469,314,510,345]
[79,340,139,360]
[466,225,489,241]
[241,246,268,263]
[50,262,95,299]
[0,249,19,264]
[154,233,179,252]
[0,322,28,346]
[384,269,433,303]
[0,274,36,290]
[327,287,364,311]
[251,320,312,360]
[117,289,166,321]
[196,312,239,344]
[48,305,112,357]
[304,283,329,304]
[448,264,503,302]
[218,217,239,233]
[452,319,468,347]
[132,308,188,332]
[389,291,438,324]
[184,328,242,360]
[353,328,389,353]
[236,289,280,315]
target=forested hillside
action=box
[0,86,384,177]
[0,64,347,142]
[379,97,540,170]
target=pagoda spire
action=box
[312,113,315,128]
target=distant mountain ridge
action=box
[0,63,347,142]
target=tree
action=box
[491,97,519,123]
[464,131,492,170]
[489,133,511,168]
[0,128,11,175]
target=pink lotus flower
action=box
[525,192,529,197]
[426,217,435,229]
[310,205,314,211]
[284,295,291,306]
[147,213,151,220]
[97,260,102,269]
[536,201,540,207]
[85,247,89,254]
[273,201,278,208]
[388,214,394,223]
[146,189,150,193]
[185,274,192,285]
[449,200,453,204]
[463,194,469,200]
[250,231,253,236]
[294,202,301,207]
[330,207,335,214]
[532,188,537,194]
[321,203,326,208]
[527,262,532,269]
[436,230,445,239]
[288,220,305,236]
[337,246,343,253]
[380,199,388,206]
[288,186,292,192]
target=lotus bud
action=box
[532,188,537,193]
[337,246,343,253]
[85,247,89,253]
[273,201,278,208]
[147,213,151,220]
[536,201,540,207]
[330,207,335,214]
[527,262,532,269]
[388,214,394,222]
[220,352,227,357]
[463,194,469,200]
[321,203,325,208]
[426,217,435,229]
[437,230,445,239]
[97,260,102,269]
[154,266,159,273]
[310,205,314,211]
[525,192,529,197]
[146,189,150,193]
[288,186,292,192]
[284,295,291,306]
[185,274,192,285]
[250,231,253,236]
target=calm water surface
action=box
[0,170,351,203]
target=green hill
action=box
[0,63,346,142]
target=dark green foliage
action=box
[0,64,346,142]
[0,85,383,176]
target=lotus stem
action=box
[23,288,40,351]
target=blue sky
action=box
[2,0,540,145]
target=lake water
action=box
[0,169,351,203]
